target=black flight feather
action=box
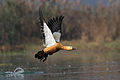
[39,9,45,44]
[47,16,64,33]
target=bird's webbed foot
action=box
[39,54,48,62]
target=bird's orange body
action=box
[43,43,72,55]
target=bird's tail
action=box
[35,50,48,62]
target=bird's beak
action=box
[72,48,76,50]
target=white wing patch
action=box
[53,32,61,42]
[43,22,56,47]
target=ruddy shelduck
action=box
[35,9,76,62]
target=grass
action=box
[1,40,120,54]
[0,50,26,56]
[0,40,120,63]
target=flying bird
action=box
[35,9,76,62]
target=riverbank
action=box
[0,40,120,54]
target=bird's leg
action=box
[42,56,47,62]
[40,57,43,61]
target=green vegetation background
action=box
[0,0,120,52]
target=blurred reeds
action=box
[0,0,120,51]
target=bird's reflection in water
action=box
[5,67,24,80]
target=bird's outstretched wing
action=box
[39,10,56,47]
[47,16,64,42]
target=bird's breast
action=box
[43,43,62,55]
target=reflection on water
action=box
[0,51,120,80]
[5,73,24,80]
[4,67,24,79]
[1,67,24,80]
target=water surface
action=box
[0,50,120,80]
